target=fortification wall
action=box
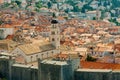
[11,64,38,80]
[75,69,113,80]
[2,57,120,80]
[112,71,120,80]
[75,69,120,80]
[0,57,14,80]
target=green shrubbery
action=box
[86,54,97,62]
[108,18,120,26]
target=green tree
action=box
[0,19,3,25]
[2,2,10,8]
[93,17,96,20]
[111,0,120,8]
[50,0,57,3]
[47,2,52,9]
[35,1,42,8]
[86,54,97,62]
[15,1,21,8]
[73,6,80,12]
[108,18,120,26]
[65,0,76,6]
[65,8,70,13]
[83,4,93,11]
[35,8,40,12]
[52,12,56,18]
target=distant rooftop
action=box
[81,61,120,70]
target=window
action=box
[52,38,55,41]
[53,25,56,28]
[31,56,33,62]
[57,31,59,34]
[51,31,55,35]
[52,51,54,56]
[52,51,53,53]
[41,54,44,59]
[36,55,38,58]
[47,52,49,57]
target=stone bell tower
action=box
[49,20,60,50]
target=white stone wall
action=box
[26,49,60,63]
[11,48,60,63]
[0,28,14,39]
[11,48,27,62]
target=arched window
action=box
[47,52,49,58]
[31,56,33,62]
[41,54,44,59]
[36,55,38,59]
[52,51,54,56]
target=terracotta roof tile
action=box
[81,61,120,70]
[115,44,120,52]
[6,35,14,40]
[76,28,85,33]
[57,16,65,20]
[0,0,4,3]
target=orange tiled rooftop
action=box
[81,61,120,70]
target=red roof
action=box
[115,44,120,52]
[81,61,120,70]
[6,35,14,39]
[35,27,50,32]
